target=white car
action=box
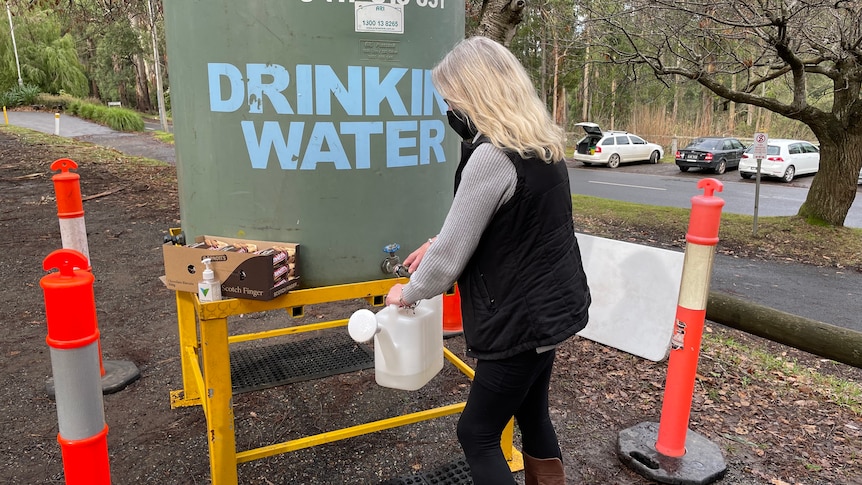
[739,139,820,183]
[572,122,664,168]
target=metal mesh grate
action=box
[379,476,428,485]
[422,459,472,484]
[229,332,373,394]
[379,459,473,485]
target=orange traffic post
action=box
[49,158,140,394]
[442,284,463,337]
[617,179,727,484]
[40,249,111,485]
[51,159,90,269]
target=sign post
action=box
[751,133,768,236]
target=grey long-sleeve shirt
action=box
[400,142,516,304]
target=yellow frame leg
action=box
[199,312,238,485]
[503,419,524,472]
[170,290,201,408]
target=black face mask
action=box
[447,109,479,140]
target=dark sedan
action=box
[675,137,746,175]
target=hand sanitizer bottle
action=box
[198,258,222,302]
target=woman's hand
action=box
[403,238,434,274]
[385,283,405,307]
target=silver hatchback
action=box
[572,122,663,168]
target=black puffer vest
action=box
[455,137,591,359]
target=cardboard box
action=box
[162,235,299,300]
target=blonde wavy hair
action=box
[431,36,566,163]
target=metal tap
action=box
[381,243,410,278]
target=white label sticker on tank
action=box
[355,2,404,34]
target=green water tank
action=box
[164,0,464,288]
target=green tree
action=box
[0,15,18,90]
[0,6,86,96]
[89,19,144,106]
[510,0,583,128]
[43,0,160,111]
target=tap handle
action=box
[382,243,401,256]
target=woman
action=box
[385,36,591,485]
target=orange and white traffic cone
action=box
[49,158,140,395]
[442,284,463,338]
[51,159,90,269]
[617,179,728,484]
[41,249,111,485]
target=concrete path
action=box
[5,110,115,136]
[4,110,176,164]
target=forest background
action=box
[0,0,816,148]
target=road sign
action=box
[751,132,768,236]
[753,132,768,159]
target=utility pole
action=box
[5,1,23,87]
[147,0,169,132]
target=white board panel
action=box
[575,233,685,362]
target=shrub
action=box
[78,102,97,120]
[36,93,75,111]
[5,93,145,132]
[91,105,110,123]
[102,107,145,132]
[65,98,82,115]
[16,85,41,105]
[0,84,42,107]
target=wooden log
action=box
[707,291,862,369]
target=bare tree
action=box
[589,0,862,226]
[470,0,527,45]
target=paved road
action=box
[5,111,861,333]
[568,163,862,228]
[710,254,860,331]
[4,110,176,164]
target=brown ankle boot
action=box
[524,453,566,485]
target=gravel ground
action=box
[1,123,860,484]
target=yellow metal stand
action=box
[170,279,523,484]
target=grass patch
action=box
[0,125,168,170]
[153,131,174,144]
[702,331,862,414]
[572,194,862,270]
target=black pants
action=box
[457,349,561,484]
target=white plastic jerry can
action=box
[348,294,444,391]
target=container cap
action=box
[202,258,215,282]
[348,309,380,343]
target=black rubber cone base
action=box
[618,422,726,485]
[47,359,141,398]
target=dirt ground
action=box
[1,126,861,485]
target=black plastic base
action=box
[618,422,726,485]
[47,359,141,398]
